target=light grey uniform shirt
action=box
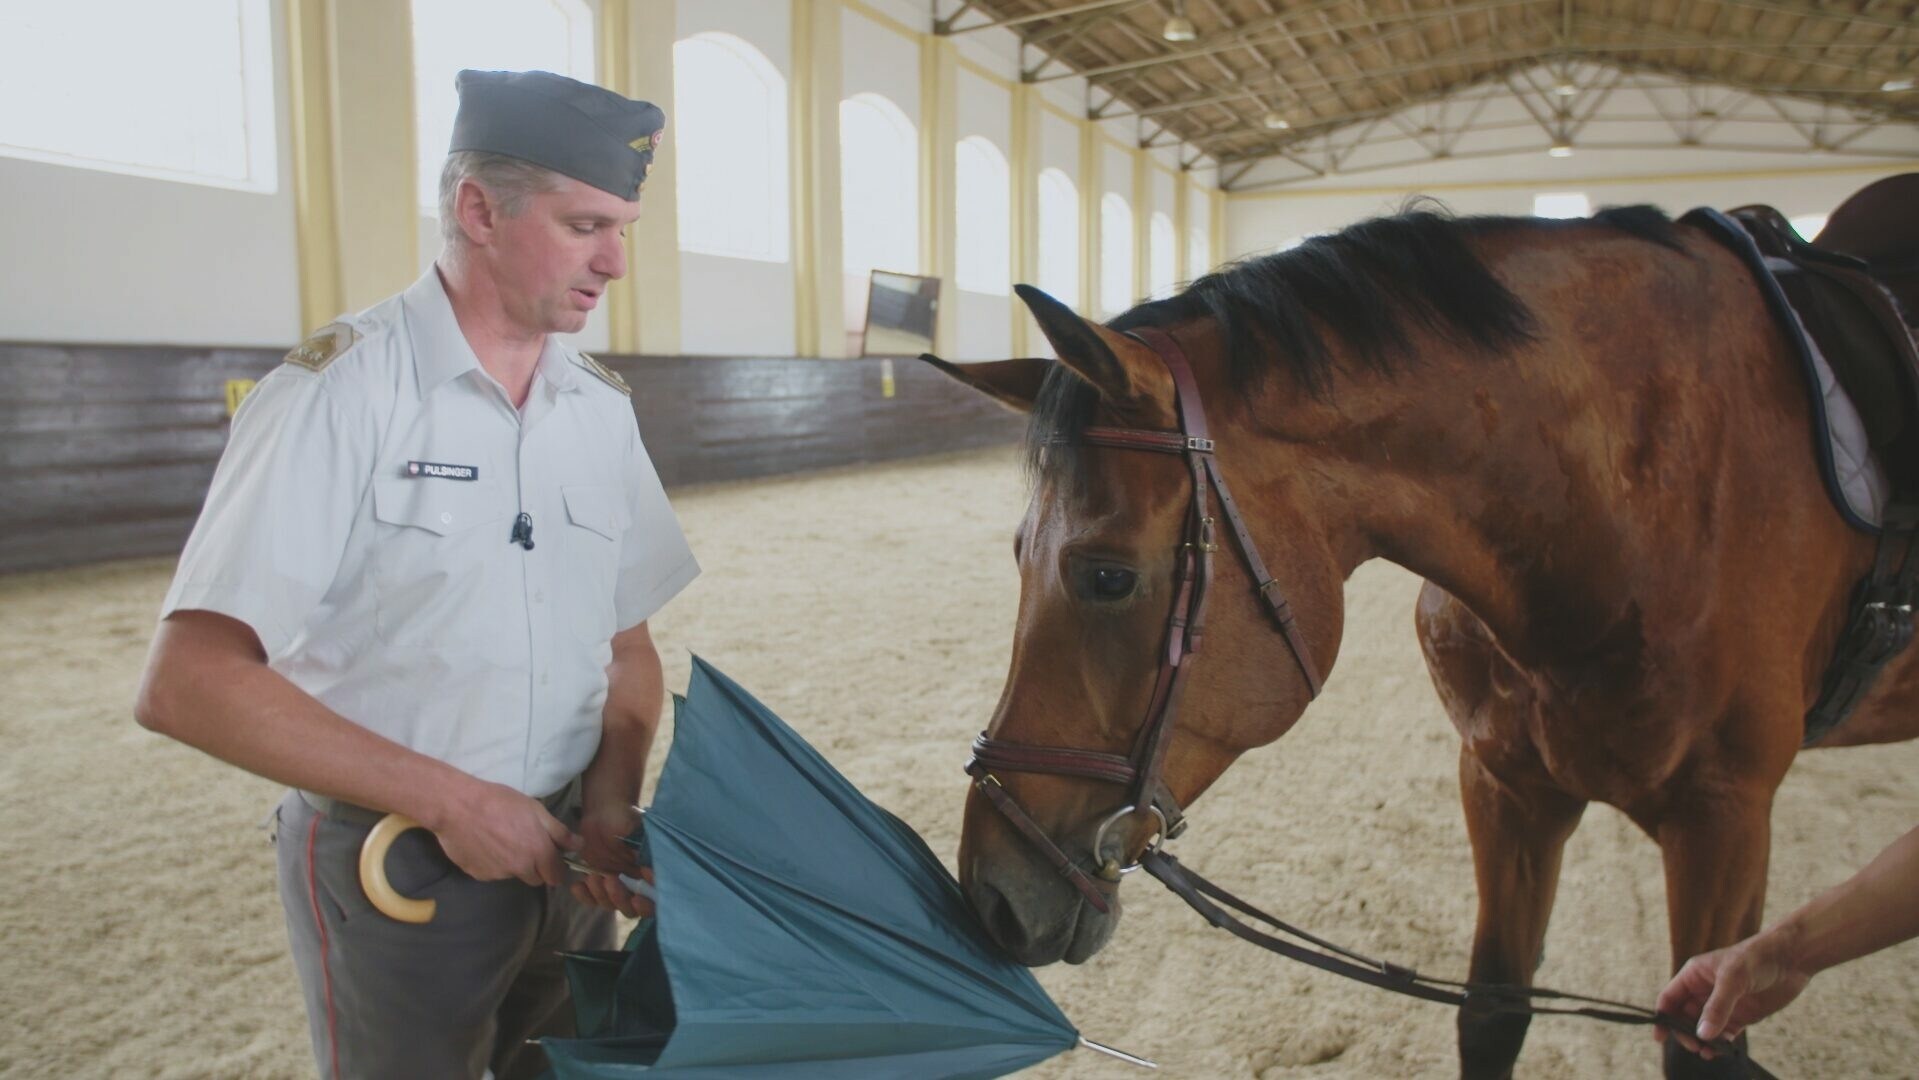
[162,269,699,796]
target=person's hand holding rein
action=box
[1655,928,1811,1057]
[1656,824,1919,1059]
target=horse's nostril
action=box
[974,883,1031,950]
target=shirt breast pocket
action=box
[370,476,511,647]
[560,484,630,645]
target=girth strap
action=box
[1806,501,1919,745]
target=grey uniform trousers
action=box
[274,788,615,1080]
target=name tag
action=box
[405,460,479,481]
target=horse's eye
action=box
[1092,568,1137,601]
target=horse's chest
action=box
[1478,653,1692,806]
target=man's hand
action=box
[568,788,653,917]
[433,780,581,887]
[1653,930,1811,1058]
[567,620,665,918]
[572,865,655,919]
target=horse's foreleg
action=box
[1457,748,1587,1080]
[1652,784,1776,1080]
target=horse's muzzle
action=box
[965,857,1120,966]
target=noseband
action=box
[965,326,1323,914]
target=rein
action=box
[964,327,1778,1077]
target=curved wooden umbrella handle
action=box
[359,813,437,924]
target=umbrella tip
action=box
[1078,1036,1157,1069]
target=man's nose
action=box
[593,229,627,280]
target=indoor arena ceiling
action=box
[933,0,1919,187]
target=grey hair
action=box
[437,151,565,248]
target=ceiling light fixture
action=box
[1883,77,1916,92]
[1262,111,1291,130]
[1554,79,1577,97]
[1162,1,1197,42]
[1548,139,1574,158]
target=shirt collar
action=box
[403,266,581,396]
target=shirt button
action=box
[541,671,551,686]
[439,511,452,525]
[533,590,545,604]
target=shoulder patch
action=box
[284,323,360,372]
[577,352,631,396]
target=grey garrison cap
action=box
[449,69,665,200]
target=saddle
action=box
[1730,175,1919,499]
[1683,174,1919,745]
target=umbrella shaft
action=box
[1078,1036,1158,1069]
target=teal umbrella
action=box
[540,658,1148,1078]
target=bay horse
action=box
[926,200,1919,1079]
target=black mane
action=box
[1026,203,1680,478]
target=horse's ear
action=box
[918,354,1049,414]
[1012,284,1166,407]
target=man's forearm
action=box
[136,614,476,831]
[582,627,665,809]
[1773,825,1919,976]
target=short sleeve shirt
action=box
[161,268,699,795]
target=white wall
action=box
[1038,110,1079,177]
[1101,141,1134,204]
[953,286,1013,360]
[955,66,1010,153]
[1150,166,1175,219]
[680,250,796,357]
[0,0,300,346]
[840,7,918,111]
[675,0,795,356]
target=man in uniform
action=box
[133,70,697,1079]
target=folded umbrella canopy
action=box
[539,657,1147,1079]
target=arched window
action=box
[0,0,277,191]
[413,0,594,209]
[955,136,1010,295]
[1187,226,1211,278]
[840,92,919,277]
[1187,187,1212,276]
[1100,192,1133,316]
[674,32,790,262]
[1036,168,1079,307]
[1149,211,1176,300]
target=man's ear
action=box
[918,355,1050,413]
[453,178,499,247]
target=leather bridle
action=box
[964,326,1323,914]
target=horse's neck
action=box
[1286,233,1720,668]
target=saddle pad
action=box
[1685,207,1891,533]
[1765,255,1891,530]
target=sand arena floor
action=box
[1,446,1914,1079]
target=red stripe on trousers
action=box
[306,814,343,1080]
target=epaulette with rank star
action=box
[577,352,632,396]
[283,323,361,372]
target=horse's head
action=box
[927,285,1347,965]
